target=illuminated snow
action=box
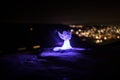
[40,50,84,62]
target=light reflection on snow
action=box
[40,48,86,62]
[41,51,80,57]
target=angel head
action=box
[58,31,71,40]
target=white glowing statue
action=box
[58,31,72,50]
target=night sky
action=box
[0,1,120,24]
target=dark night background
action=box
[0,1,120,80]
[0,1,120,24]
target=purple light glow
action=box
[41,51,80,57]
[40,30,86,60]
[40,51,83,62]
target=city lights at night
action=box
[70,25,120,44]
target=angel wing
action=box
[58,32,64,40]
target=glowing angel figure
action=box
[58,31,72,50]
